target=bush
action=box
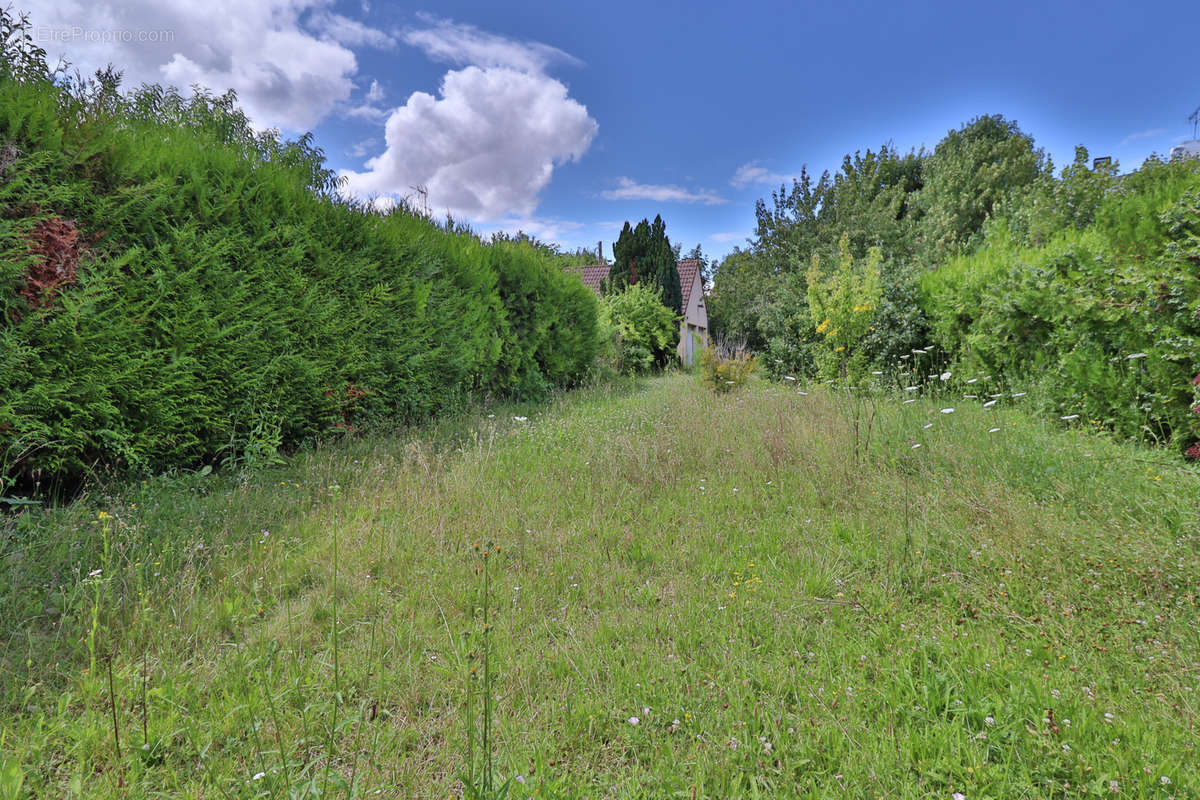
[597,283,679,375]
[921,160,1200,452]
[699,343,758,393]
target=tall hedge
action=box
[0,24,598,490]
[921,157,1200,452]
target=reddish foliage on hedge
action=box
[18,215,83,307]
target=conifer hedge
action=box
[0,15,598,491]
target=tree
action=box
[609,215,683,314]
[915,114,1047,262]
[806,232,882,382]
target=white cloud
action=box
[710,232,746,243]
[341,21,597,221]
[401,15,581,73]
[366,79,385,103]
[309,11,395,48]
[601,177,725,205]
[21,0,392,132]
[730,160,795,189]
[347,137,379,158]
[1121,128,1167,146]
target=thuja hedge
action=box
[0,65,597,489]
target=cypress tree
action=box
[609,216,682,315]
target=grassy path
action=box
[2,374,1198,798]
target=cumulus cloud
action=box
[601,177,725,205]
[730,161,795,189]
[343,66,596,219]
[342,19,597,221]
[21,0,392,131]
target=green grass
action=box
[1,373,1198,798]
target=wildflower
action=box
[628,716,639,726]
[940,408,955,414]
[953,794,965,800]
[1108,780,1119,793]
[984,716,995,726]
[1161,776,1171,785]
[940,371,952,381]
[97,511,111,520]
[88,568,102,578]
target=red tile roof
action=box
[565,259,704,308]
[675,259,702,310]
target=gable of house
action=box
[565,259,709,364]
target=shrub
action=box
[598,282,679,375]
[921,160,1200,452]
[699,343,758,393]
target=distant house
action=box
[1169,140,1200,161]
[565,259,710,366]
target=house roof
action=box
[565,259,705,309]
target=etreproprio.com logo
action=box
[36,26,175,44]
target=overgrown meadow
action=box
[2,373,1197,798]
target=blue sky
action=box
[21,0,1200,259]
